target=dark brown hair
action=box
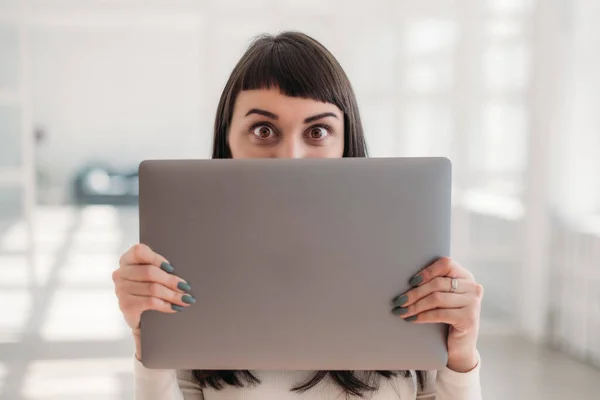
[211,31,367,159]
[197,31,426,397]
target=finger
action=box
[120,243,170,271]
[410,257,473,287]
[119,264,191,293]
[393,277,475,307]
[118,280,195,307]
[120,293,180,316]
[392,291,470,319]
[404,306,481,333]
[403,307,465,325]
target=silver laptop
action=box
[138,157,451,371]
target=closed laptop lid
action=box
[139,157,451,371]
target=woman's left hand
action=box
[391,257,483,373]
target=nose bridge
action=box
[277,136,305,159]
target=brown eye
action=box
[252,125,275,139]
[309,127,329,140]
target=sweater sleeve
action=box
[431,352,482,400]
[134,356,204,400]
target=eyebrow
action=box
[244,109,339,124]
[245,109,278,119]
[303,112,339,123]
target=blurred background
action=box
[0,0,599,398]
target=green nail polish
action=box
[182,294,196,305]
[171,304,184,311]
[393,295,408,307]
[406,315,418,322]
[409,275,423,287]
[392,307,409,316]
[161,262,175,274]
[177,282,192,292]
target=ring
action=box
[450,278,458,293]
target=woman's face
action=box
[227,88,345,159]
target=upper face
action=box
[227,88,345,159]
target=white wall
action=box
[30,21,207,195]
[551,0,600,218]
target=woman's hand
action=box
[391,257,483,373]
[112,243,195,359]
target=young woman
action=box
[113,32,483,399]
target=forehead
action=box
[233,88,342,117]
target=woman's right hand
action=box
[112,243,195,359]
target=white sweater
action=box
[134,354,482,400]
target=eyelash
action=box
[249,121,277,136]
[309,124,334,135]
[248,122,334,137]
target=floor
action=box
[1,206,599,399]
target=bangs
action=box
[238,34,347,111]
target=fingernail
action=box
[161,262,175,273]
[392,307,409,316]
[392,295,408,307]
[171,304,184,312]
[182,294,196,305]
[177,282,192,292]
[409,275,423,287]
[405,315,418,322]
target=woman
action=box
[113,32,483,399]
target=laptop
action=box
[138,157,451,371]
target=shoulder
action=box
[176,369,196,382]
[176,369,204,393]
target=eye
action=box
[307,126,330,140]
[252,125,276,139]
